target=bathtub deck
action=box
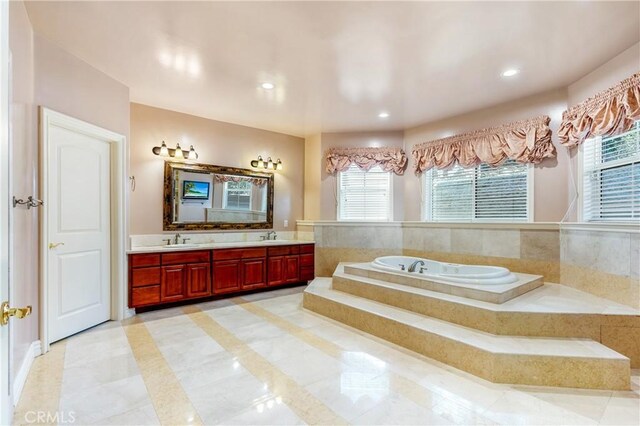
[343,262,543,304]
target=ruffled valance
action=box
[214,174,267,186]
[412,115,555,174]
[325,147,407,175]
[559,72,640,147]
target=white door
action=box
[46,119,111,342]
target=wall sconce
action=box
[152,141,198,160]
[251,155,282,171]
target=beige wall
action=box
[9,0,38,383]
[306,91,569,222]
[9,1,131,389]
[318,131,405,220]
[404,89,569,222]
[34,35,130,138]
[568,42,639,108]
[129,103,305,234]
[304,134,322,220]
[564,42,640,221]
[306,44,639,224]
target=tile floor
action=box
[13,286,640,425]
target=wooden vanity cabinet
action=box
[160,264,187,302]
[186,263,212,298]
[212,247,267,293]
[299,244,315,281]
[129,250,211,308]
[267,248,300,286]
[129,243,314,309]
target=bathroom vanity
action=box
[128,242,315,309]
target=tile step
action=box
[332,263,640,367]
[303,277,630,390]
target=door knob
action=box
[48,242,65,249]
[0,301,32,326]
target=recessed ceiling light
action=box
[501,69,520,77]
[261,82,275,90]
[378,112,390,118]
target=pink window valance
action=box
[559,72,640,147]
[325,147,408,175]
[214,174,267,186]
[412,115,555,175]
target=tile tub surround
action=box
[561,227,640,309]
[332,263,640,367]
[14,287,640,426]
[298,221,640,308]
[344,263,543,304]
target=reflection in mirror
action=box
[164,162,273,230]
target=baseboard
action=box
[12,340,42,406]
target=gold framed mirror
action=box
[163,161,274,230]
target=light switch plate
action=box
[284,220,289,228]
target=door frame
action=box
[0,0,11,422]
[39,108,127,353]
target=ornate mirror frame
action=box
[163,161,274,231]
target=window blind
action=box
[224,181,252,210]
[337,164,392,221]
[424,160,529,222]
[582,122,640,222]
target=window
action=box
[424,160,531,222]
[223,181,252,210]
[337,164,392,221]
[581,122,640,222]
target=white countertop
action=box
[127,239,315,254]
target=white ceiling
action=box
[24,1,640,137]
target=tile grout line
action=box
[12,341,67,426]
[182,305,349,425]
[232,297,498,421]
[122,317,204,426]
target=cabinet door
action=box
[242,258,266,290]
[213,260,242,294]
[284,255,300,283]
[161,264,186,302]
[187,262,211,298]
[267,256,284,286]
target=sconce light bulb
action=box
[188,145,197,160]
[159,141,169,157]
[257,155,264,168]
[276,159,283,170]
[174,143,184,159]
[267,157,273,169]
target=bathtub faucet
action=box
[408,260,425,273]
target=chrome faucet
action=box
[173,233,181,245]
[260,231,277,241]
[408,260,425,273]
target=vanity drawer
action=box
[300,244,315,254]
[131,285,160,307]
[268,246,288,256]
[300,254,314,267]
[162,250,210,265]
[131,267,161,287]
[130,253,160,268]
[214,248,267,260]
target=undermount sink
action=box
[160,243,199,249]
